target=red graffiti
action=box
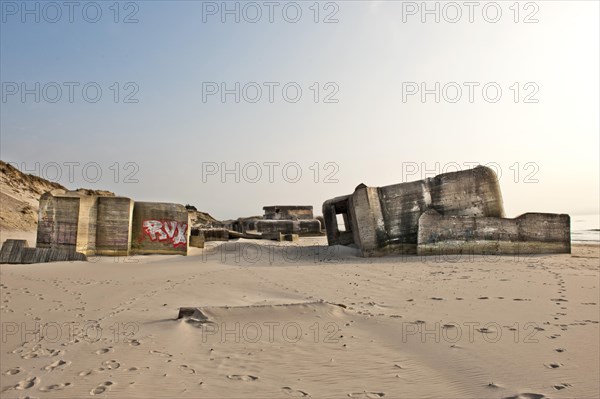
[142,220,188,248]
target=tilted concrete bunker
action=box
[322,166,570,257]
[323,166,505,256]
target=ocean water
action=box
[571,214,600,243]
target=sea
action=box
[571,214,600,243]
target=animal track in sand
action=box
[95,347,113,355]
[43,359,71,372]
[502,393,547,399]
[347,391,385,398]
[227,374,258,381]
[91,381,114,395]
[281,386,310,397]
[554,348,566,353]
[39,382,72,392]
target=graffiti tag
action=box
[142,220,188,248]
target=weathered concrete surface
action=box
[256,219,322,237]
[131,202,190,255]
[263,205,314,220]
[36,190,98,255]
[36,190,134,256]
[200,228,229,242]
[418,210,571,255]
[0,239,86,264]
[95,197,134,256]
[323,166,505,257]
[189,229,206,248]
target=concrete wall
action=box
[131,202,190,255]
[418,210,571,255]
[263,206,314,220]
[201,228,229,242]
[256,219,322,237]
[323,166,505,256]
[96,197,134,256]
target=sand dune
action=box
[0,235,598,398]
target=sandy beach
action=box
[1,231,598,399]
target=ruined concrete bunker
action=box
[322,166,570,256]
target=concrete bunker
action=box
[35,191,189,258]
[232,205,323,238]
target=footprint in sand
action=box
[43,359,71,372]
[149,350,172,358]
[544,362,562,369]
[281,386,310,397]
[553,383,571,390]
[554,348,566,353]
[126,339,141,346]
[102,360,120,370]
[227,375,258,381]
[91,381,114,395]
[4,367,21,375]
[11,376,38,390]
[39,382,72,392]
[347,391,385,398]
[95,347,113,355]
[502,394,547,399]
[179,365,196,374]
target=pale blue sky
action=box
[1,1,598,220]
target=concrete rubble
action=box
[0,239,86,264]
